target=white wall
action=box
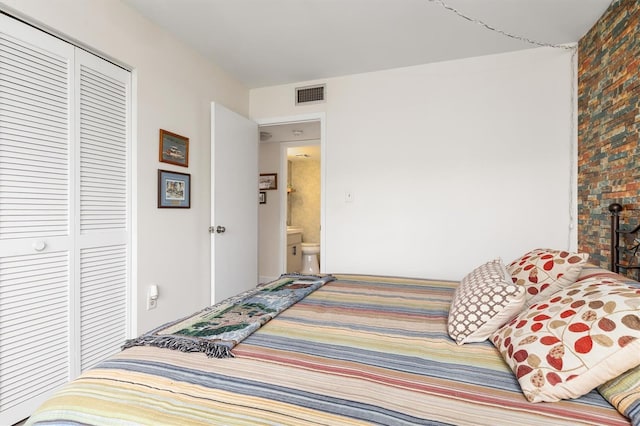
[251,47,575,281]
[1,0,250,333]
[258,142,281,282]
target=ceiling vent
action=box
[295,84,326,105]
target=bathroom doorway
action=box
[284,143,321,273]
[257,116,324,282]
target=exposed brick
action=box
[578,0,640,272]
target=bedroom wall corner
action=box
[577,0,640,268]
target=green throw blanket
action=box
[122,274,335,358]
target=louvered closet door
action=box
[0,16,74,423]
[75,50,130,373]
[0,15,131,425]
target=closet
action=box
[0,14,131,424]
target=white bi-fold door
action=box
[0,14,131,425]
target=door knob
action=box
[33,241,47,251]
[215,226,226,234]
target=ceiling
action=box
[259,120,321,160]
[260,121,320,143]
[124,0,611,89]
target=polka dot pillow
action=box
[491,277,640,403]
[448,258,526,345]
[507,248,589,305]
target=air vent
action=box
[295,84,326,105]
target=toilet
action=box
[300,243,320,274]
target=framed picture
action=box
[159,129,189,167]
[158,169,191,208]
[259,191,266,204]
[259,173,277,190]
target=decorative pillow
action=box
[598,365,640,424]
[491,277,640,403]
[507,248,589,305]
[448,258,526,345]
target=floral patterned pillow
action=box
[507,248,589,305]
[448,258,526,345]
[491,277,640,403]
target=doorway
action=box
[256,115,324,283]
[284,142,321,273]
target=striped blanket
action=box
[28,273,631,425]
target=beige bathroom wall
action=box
[290,159,321,243]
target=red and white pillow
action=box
[491,276,640,402]
[507,248,589,305]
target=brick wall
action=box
[578,0,640,268]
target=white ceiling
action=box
[124,0,611,89]
[260,121,320,143]
[260,120,321,160]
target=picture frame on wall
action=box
[158,169,191,208]
[259,191,266,204]
[259,173,277,190]
[159,129,189,167]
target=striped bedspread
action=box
[28,273,630,425]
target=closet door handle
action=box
[292,245,297,256]
[33,241,47,252]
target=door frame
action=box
[255,113,326,275]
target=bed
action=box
[26,209,640,425]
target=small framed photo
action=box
[158,169,191,208]
[159,129,189,167]
[259,173,277,190]
[259,191,266,204]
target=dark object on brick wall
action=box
[609,203,640,280]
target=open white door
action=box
[210,103,258,303]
